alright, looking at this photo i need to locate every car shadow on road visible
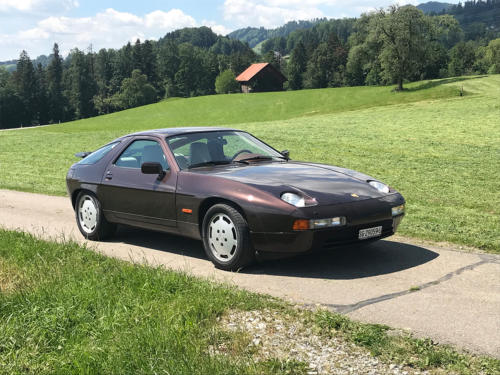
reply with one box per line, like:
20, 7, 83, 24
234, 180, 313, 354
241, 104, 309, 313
248, 240, 439, 280
112, 226, 207, 260
111, 226, 439, 280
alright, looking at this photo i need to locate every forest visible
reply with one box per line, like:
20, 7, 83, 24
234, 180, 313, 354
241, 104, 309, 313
0, 1, 499, 129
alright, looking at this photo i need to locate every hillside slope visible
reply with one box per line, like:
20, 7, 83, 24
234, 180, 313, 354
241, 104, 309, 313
30, 79, 460, 134
417, 2, 453, 14
228, 20, 321, 47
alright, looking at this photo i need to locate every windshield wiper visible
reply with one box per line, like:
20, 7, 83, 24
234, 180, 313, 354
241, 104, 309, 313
235, 155, 275, 163
188, 161, 231, 169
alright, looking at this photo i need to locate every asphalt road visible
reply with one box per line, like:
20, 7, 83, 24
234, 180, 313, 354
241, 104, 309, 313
1, 189, 499, 358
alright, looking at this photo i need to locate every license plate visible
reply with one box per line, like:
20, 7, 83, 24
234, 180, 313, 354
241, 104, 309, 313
358, 226, 382, 240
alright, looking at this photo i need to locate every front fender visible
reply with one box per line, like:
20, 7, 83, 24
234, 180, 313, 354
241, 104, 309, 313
176, 172, 295, 233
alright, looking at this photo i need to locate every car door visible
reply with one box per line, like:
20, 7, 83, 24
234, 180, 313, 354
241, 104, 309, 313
100, 137, 177, 228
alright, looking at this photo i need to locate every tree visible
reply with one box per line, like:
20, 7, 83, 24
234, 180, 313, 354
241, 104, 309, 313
215, 70, 239, 94
174, 44, 214, 97
304, 43, 330, 88
13, 50, 36, 125
287, 41, 307, 90
448, 41, 477, 76
33, 63, 49, 124
111, 42, 133, 93
46, 43, 65, 122
371, 5, 433, 90
132, 39, 143, 72
264, 50, 284, 72
0, 67, 23, 129
485, 38, 500, 73
157, 41, 180, 86
304, 33, 347, 88
433, 14, 464, 49
346, 13, 384, 86
228, 49, 256, 77
64, 48, 97, 119
346, 44, 370, 85
325, 33, 348, 87
117, 69, 157, 109
422, 42, 449, 79
141, 40, 159, 87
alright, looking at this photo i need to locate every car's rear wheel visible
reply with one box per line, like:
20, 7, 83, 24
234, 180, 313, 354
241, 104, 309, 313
75, 191, 116, 240
202, 204, 255, 271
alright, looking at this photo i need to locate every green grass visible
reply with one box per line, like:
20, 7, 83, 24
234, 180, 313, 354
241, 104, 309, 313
0, 75, 499, 251
0, 229, 284, 374
313, 310, 500, 374
1, 229, 499, 374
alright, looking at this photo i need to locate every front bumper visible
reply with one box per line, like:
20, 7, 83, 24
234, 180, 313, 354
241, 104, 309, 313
251, 215, 403, 253
250, 194, 405, 253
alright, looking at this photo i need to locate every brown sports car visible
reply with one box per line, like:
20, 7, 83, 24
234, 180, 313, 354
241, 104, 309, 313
66, 127, 405, 270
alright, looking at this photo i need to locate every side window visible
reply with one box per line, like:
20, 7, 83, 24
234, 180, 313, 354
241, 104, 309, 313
115, 140, 168, 170
78, 142, 119, 165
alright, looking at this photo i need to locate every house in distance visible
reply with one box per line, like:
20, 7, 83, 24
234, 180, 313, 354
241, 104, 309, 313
236, 63, 287, 93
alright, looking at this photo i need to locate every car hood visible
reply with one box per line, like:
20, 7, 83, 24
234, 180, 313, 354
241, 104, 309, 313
194, 161, 392, 205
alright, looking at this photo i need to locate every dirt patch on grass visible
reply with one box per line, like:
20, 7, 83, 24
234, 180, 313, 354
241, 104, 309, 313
0, 258, 25, 294
214, 309, 428, 375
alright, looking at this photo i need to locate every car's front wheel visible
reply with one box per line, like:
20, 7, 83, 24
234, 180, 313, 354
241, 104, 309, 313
75, 191, 116, 240
202, 204, 255, 271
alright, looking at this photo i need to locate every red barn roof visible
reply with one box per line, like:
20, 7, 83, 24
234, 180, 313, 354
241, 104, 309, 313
235, 63, 270, 82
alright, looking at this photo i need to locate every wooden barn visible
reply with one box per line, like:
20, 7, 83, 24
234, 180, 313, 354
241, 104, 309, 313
235, 63, 287, 93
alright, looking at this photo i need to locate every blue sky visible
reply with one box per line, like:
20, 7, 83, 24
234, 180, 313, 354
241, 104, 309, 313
0, 0, 461, 61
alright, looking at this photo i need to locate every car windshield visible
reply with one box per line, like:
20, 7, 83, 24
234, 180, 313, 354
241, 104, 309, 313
166, 131, 285, 170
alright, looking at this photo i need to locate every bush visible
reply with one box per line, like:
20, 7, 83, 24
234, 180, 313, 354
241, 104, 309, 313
118, 69, 157, 109
215, 70, 239, 94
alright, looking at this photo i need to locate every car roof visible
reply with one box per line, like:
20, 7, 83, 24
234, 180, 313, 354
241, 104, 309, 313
127, 127, 238, 138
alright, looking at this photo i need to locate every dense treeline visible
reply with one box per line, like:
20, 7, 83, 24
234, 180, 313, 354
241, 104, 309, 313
1, 4, 500, 129
263, 2, 500, 91
444, 0, 500, 40
0, 27, 255, 129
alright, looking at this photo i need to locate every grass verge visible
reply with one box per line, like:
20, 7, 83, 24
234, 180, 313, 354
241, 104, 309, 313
0, 229, 498, 374
313, 310, 499, 374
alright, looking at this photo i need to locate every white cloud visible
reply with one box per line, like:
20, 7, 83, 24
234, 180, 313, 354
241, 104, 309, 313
202, 20, 232, 36
145, 9, 196, 29
0, 7, 229, 60
223, 0, 324, 29
222, 0, 455, 28
0, 0, 78, 13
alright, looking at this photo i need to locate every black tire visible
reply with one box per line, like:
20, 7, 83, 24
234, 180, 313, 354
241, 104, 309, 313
75, 191, 116, 241
202, 204, 255, 271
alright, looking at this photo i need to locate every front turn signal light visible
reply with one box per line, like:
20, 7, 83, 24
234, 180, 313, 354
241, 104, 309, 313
293, 219, 310, 231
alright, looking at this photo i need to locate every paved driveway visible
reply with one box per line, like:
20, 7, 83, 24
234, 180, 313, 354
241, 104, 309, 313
1, 189, 499, 357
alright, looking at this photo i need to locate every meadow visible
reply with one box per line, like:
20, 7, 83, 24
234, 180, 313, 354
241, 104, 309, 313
0, 75, 499, 251
1, 229, 499, 374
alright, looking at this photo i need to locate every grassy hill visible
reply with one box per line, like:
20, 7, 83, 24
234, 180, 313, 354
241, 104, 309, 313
0, 76, 499, 252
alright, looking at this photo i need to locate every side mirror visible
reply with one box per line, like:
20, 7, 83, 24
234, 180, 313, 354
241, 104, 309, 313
141, 162, 166, 180
280, 150, 290, 160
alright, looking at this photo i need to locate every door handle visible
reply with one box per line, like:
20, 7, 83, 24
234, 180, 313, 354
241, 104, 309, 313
105, 171, 113, 180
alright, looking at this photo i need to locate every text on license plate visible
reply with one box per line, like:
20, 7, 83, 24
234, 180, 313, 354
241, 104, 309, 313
358, 226, 382, 240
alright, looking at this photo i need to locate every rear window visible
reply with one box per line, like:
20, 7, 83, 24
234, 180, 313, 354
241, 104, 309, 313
78, 142, 120, 165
